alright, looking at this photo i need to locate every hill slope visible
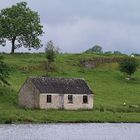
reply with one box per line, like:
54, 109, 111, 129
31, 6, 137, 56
0, 53, 140, 123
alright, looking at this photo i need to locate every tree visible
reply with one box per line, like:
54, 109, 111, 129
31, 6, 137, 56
0, 2, 43, 54
85, 45, 103, 54
114, 51, 122, 55
119, 57, 139, 79
104, 51, 112, 55
0, 56, 10, 85
45, 40, 59, 63
45, 40, 59, 71
131, 53, 140, 57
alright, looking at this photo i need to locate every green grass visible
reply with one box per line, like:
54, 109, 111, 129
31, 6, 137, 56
0, 53, 140, 123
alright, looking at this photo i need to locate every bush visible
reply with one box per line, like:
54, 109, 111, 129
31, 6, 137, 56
0, 56, 10, 85
119, 57, 139, 79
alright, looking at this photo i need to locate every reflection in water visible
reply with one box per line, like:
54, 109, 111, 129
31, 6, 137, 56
0, 123, 140, 140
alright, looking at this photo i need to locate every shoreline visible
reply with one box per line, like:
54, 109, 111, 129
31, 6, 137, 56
0, 122, 140, 125
1, 120, 140, 124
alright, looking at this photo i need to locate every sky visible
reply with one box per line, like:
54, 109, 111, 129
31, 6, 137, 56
0, 0, 140, 54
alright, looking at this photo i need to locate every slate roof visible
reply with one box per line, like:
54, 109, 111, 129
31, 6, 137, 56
29, 77, 93, 94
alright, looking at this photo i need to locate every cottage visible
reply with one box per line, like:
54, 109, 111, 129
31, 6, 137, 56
19, 77, 94, 110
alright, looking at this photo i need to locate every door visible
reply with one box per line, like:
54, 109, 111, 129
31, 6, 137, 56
59, 94, 64, 109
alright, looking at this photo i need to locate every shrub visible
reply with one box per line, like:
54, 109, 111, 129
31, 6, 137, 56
0, 56, 10, 85
119, 57, 139, 79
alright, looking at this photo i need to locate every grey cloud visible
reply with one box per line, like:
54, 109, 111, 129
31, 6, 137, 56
0, 0, 140, 53
43, 18, 140, 53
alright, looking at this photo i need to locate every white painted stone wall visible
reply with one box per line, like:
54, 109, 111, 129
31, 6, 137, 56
39, 94, 61, 109
64, 94, 93, 110
39, 93, 93, 110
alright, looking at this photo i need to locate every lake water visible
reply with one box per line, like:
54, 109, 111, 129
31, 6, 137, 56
0, 123, 140, 140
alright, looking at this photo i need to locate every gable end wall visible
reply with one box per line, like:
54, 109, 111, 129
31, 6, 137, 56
19, 79, 40, 108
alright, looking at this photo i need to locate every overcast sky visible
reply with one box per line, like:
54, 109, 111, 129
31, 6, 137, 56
0, 0, 140, 54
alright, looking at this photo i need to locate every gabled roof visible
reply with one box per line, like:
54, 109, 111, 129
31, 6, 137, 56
29, 77, 93, 94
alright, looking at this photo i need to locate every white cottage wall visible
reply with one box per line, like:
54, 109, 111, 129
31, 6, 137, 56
39, 94, 93, 110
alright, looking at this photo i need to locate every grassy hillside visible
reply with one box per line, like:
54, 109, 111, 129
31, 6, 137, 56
0, 53, 140, 123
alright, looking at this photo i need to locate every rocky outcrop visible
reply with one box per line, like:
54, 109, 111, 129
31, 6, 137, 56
81, 57, 122, 68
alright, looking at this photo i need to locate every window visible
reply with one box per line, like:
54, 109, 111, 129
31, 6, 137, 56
47, 95, 52, 103
68, 95, 73, 103
83, 96, 88, 104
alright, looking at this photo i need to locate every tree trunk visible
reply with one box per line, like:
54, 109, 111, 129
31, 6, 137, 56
11, 36, 16, 54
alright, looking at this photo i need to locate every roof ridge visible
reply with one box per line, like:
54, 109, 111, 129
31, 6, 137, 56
29, 76, 85, 80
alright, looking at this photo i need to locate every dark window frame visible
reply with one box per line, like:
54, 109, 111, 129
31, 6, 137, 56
83, 95, 88, 104
68, 95, 73, 104
47, 95, 52, 103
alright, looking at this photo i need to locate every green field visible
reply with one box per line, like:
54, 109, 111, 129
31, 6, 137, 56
0, 53, 140, 123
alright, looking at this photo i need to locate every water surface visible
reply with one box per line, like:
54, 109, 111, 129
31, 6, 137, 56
0, 123, 140, 140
